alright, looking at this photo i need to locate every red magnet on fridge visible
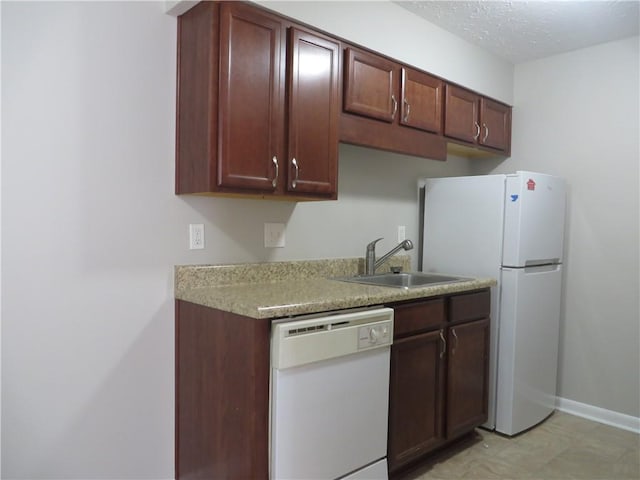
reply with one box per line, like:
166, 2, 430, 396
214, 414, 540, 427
527, 179, 536, 191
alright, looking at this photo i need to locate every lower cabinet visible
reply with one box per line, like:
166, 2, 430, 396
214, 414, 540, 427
175, 289, 490, 479
387, 289, 490, 474
446, 317, 490, 439
388, 329, 446, 469
175, 300, 271, 479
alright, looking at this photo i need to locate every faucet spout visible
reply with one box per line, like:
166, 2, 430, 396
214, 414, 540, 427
364, 238, 413, 275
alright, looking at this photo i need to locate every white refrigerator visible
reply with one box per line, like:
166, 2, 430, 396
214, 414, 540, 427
419, 171, 566, 436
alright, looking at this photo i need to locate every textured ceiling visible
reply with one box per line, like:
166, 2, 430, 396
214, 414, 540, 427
394, 1, 640, 64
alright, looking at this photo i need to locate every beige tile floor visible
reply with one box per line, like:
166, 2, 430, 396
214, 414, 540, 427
400, 412, 640, 480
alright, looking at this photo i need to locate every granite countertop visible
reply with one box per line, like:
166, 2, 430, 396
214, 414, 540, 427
175, 257, 496, 319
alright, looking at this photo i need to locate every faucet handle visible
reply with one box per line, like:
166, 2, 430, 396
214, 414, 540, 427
366, 237, 384, 251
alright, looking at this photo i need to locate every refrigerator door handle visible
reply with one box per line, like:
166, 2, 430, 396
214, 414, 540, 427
524, 258, 560, 267
523, 264, 561, 274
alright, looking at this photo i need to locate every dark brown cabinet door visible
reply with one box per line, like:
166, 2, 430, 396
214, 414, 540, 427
343, 48, 398, 122
218, 3, 283, 191
480, 97, 511, 152
400, 67, 443, 134
388, 330, 445, 472
444, 84, 480, 144
286, 28, 339, 195
446, 318, 490, 439
444, 84, 512, 154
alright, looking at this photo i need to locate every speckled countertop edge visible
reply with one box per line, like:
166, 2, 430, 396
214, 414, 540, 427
175, 257, 496, 319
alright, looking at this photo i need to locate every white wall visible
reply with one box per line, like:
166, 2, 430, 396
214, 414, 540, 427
1, 1, 512, 478
480, 36, 640, 419
0, 2, 3, 471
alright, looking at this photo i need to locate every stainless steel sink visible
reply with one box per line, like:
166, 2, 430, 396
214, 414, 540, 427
336, 272, 470, 289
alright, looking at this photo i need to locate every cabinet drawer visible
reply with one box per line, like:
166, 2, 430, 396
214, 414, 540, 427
449, 290, 490, 324
393, 299, 445, 338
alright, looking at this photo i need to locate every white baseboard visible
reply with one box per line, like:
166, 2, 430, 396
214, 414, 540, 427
556, 397, 640, 434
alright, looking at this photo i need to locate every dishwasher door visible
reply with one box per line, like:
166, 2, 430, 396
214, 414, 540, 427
270, 308, 393, 480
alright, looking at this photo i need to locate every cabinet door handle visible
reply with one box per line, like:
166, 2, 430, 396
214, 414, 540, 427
403, 98, 411, 122
439, 329, 446, 359
451, 328, 458, 356
391, 94, 398, 119
474, 122, 481, 140
291, 158, 299, 189
482, 123, 489, 142
271, 156, 279, 188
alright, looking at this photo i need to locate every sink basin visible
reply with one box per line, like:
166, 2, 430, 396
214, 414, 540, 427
336, 272, 470, 289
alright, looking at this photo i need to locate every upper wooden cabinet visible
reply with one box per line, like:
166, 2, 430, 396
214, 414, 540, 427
444, 84, 512, 154
480, 97, 512, 152
340, 47, 447, 160
344, 48, 398, 122
443, 85, 479, 144
343, 49, 443, 134
400, 67, 443, 134
176, 2, 339, 200
176, 1, 511, 202
286, 28, 340, 195
342, 48, 509, 158
217, 3, 282, 192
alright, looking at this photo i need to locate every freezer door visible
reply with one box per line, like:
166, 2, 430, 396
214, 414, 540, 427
496, 265, 562, 435
503, 172, 566, 267
422, 174, 506, 275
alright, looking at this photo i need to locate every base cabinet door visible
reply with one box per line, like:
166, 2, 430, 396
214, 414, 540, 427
446, 318, 490, 439
388, 330, 445, 472
388, 290, 491, 475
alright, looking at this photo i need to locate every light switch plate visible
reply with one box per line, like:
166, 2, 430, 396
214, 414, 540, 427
189, 224, 205, 249
264, 222, 285, 248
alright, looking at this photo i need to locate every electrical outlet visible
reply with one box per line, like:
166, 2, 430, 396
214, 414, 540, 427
397, 225, 406, 243
189, 224, 205, 250
264, 223, 285, 248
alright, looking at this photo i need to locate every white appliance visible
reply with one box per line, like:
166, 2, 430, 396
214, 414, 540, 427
270, 307, 394, 479
419, 171, 565, 436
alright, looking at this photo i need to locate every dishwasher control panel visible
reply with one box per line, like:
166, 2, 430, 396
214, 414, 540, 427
272, 307, 394, 369
357, 321, 392, 350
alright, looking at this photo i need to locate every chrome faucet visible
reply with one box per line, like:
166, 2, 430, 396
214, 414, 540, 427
365, 238, 414, 275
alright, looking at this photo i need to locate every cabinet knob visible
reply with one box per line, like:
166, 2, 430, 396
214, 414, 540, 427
439, 329, 446, 359
291, 158, 299, 189
391, 94, 398, 120
272, 156, 279, 188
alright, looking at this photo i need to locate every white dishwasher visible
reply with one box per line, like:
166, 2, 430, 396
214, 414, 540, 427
270, 307, 394, 480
